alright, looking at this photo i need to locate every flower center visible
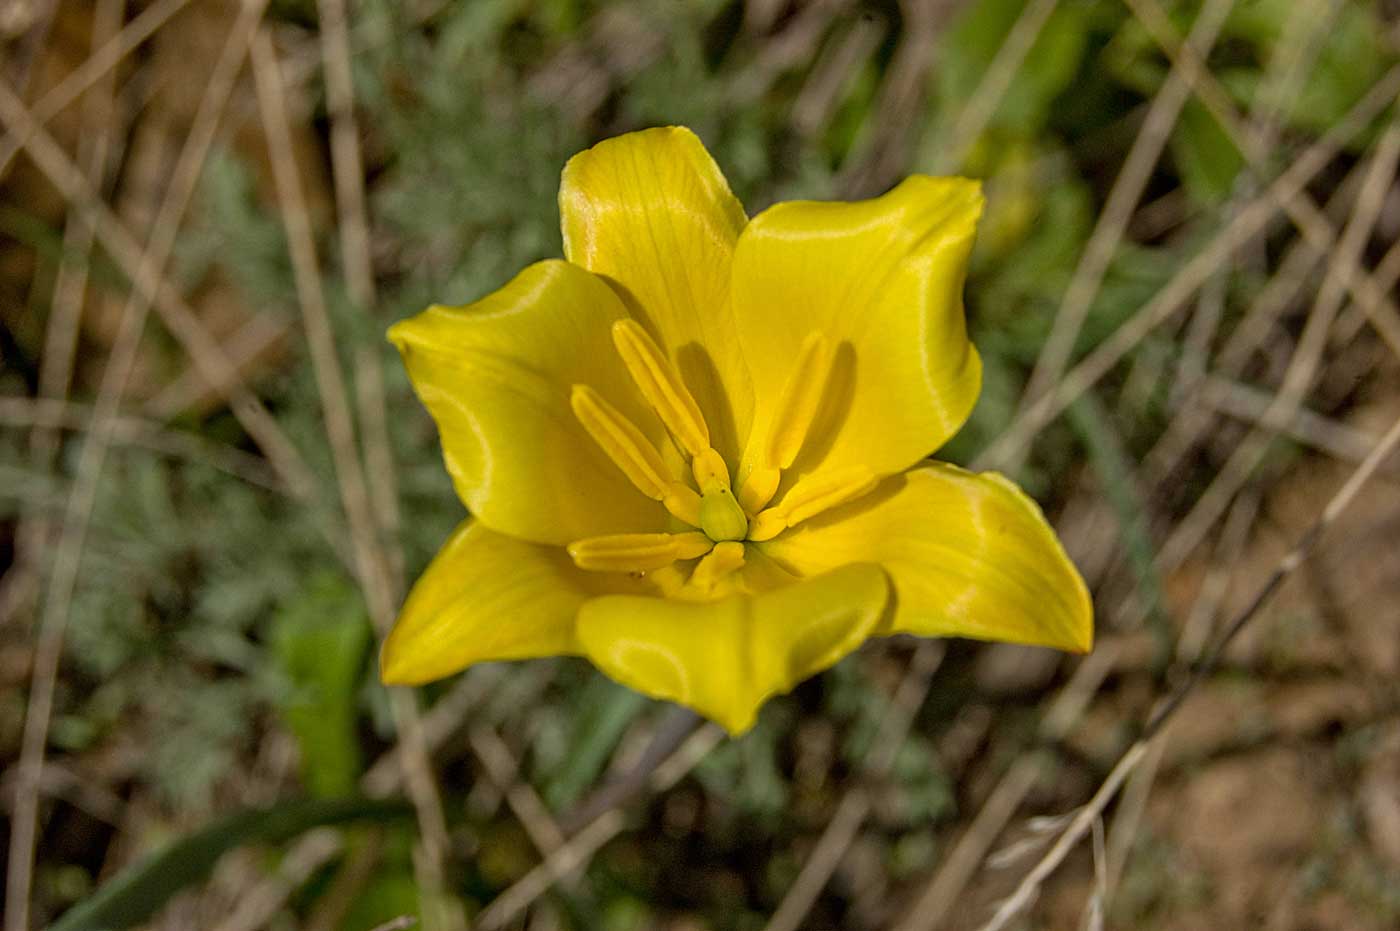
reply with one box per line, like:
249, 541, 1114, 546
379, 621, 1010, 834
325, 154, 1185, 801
567, 320, 876, 598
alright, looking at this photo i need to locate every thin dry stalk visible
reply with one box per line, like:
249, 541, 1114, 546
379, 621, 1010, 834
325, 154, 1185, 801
0, 80, 318, 499
1156, 116, 1400, 574
1078, 815, 1107, 931
29, 0, 121, 462
1014, 0, 1235, 453
763, 644, 946, 931
560, 706, 700, 834
2, 0, 58, 96
837, 0, 945, 197
0, 0, 195, 179
2, 5, 266, 926
977, 409, 1400, 931
1100, 490, 1259, 911
791, 14, 886, 138
7, 0, 125, 633
732, 0, 852, 105
1123, 0, 1400, 356
468, 727, 584, 889
976, 62, 1400, 469
144, 313, 291, 419
0, 397, 286, 490
362, 666, 506, 795
889, 643, 1121, 931
247, 31, 460, 931
219, 669, 507, 931
1194, 374, 1380, 465
932, 0, 1060, 172
475, 723, 725, 931
1137, 157, 1374, 498
316, 0, 404, 588
1335, 233, 1400, 347
207, 830, 344, 931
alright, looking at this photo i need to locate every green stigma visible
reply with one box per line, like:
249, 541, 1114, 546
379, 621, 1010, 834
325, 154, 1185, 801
699, 485, 748, 542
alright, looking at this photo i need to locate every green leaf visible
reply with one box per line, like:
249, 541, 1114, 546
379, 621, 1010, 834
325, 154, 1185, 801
271, 572, 372, 798
1290, 2, 1391, 139
51, 797, 414, 931
540, 675, 647, 810
938, 0, 1089, 140
1171, 99, 1245, 204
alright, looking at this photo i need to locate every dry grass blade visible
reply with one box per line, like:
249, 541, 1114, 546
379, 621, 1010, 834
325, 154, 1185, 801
468, 726, 580, 888
1139, 153, 1380, 496
976, 61, 1400, 469
763, 644, 946, 931
0, 397, 286, 491
6, 0, 124, 633
1156, 115, 1400, 574
0, 80, 318, 500
247, 29, 461, 931
1123, 0, 1400, 358
1014, 0, 1234, 446
0, 0, 195, 179
1099, 490, 1258, 912
976, 408, 1400, 931
932, 0, 1060, 172
838, 0, 946, 197
316, 0, 404, 588
1193, 375, 1379, 466
475, 724, 725, 930
206, 830, 344, 931
2, 4, 266, 926
891, 643, 1122, 931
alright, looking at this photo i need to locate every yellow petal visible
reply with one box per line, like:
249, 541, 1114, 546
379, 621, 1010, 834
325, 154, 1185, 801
560, 126, 752, 467
382, 521, 642, 686
389, 260, 667, 546
731, 176, 984, 489
760, 464, 1092, 653
576, 563, 889, 735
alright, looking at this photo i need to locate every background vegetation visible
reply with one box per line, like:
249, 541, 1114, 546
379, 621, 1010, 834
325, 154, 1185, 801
3, 0, 1400, 928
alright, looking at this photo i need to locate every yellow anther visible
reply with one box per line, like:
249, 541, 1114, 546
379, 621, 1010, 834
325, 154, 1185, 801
568, 532, 713, 573
764, 331, 834, 470
699, 485, 748, 542
737, 332, 835, 515
612, 319, 710, 458
572, 385, 703, 528
746, 466, 878, 542
746, 509, 788, 543
663, 484, 703, 527
737, 466, 780, 516
692, 447, 731, 491
571, 385, 672, 499
688, 541, 746, 594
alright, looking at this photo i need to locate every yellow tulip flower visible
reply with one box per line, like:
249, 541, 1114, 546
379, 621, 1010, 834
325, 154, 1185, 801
382, 126, 1092, 735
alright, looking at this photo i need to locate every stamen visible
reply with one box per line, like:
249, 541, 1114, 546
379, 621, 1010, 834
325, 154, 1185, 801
571, 385, 702, 527
611, 319, 710, 458
688, 541, 745, 594
692, 447, 731, 492
764, 331, 833, 470
737, 467, 779, 516
737, 331, 834, 514
747, 465, 878, 542
568, 531, 714, 572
